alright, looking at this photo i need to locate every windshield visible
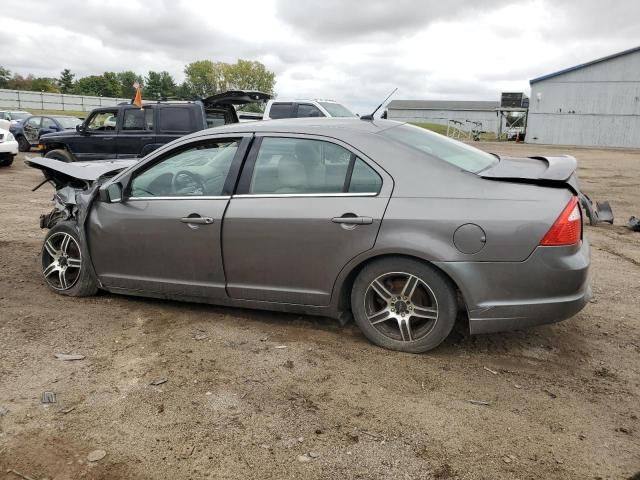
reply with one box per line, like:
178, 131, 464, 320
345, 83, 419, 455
56, 117, 82, 129
319, 102, 355, 118
10, 112, 31, 121
381, 123, 498, 173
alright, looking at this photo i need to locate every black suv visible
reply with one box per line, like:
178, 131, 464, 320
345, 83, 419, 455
39, 91, 270, 162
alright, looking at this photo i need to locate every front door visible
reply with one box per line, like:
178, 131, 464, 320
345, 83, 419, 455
222, 135, 391, 306
71, 109, 118, 160
88, 136, 247, 300
116, 106, 155, 158
23, 116, 41, 145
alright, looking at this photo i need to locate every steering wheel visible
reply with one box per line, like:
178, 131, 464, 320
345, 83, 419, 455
171, 170, 205, 195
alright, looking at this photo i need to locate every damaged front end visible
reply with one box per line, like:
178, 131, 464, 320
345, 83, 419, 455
26, 157, 137, 229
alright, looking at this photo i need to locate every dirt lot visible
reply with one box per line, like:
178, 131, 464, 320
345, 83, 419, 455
1, 144, 639, 480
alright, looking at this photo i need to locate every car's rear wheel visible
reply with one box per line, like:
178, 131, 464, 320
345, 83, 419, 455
0, 155, 14, 167
44, 149, 74, 162
17, 135, 30, 152
41, 221, 98, 296
351, 258, 457, 353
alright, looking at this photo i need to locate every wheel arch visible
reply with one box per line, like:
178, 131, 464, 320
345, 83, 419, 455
334, 252, 469, 321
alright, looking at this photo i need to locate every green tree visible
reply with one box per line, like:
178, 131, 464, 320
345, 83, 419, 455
102, 72, 122, 97
183, 60, 229, 98
117, 71, 141, 99
59, 69, 75, 94
145, 71, 176, 99
31, 77, 59, 93
0, 66, 11, 88
225, 59, 275, 94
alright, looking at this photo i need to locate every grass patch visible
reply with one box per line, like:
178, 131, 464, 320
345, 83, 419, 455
411, 122, 498, 141
22, 109, 87, 118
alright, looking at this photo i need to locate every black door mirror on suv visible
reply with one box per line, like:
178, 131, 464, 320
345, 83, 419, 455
76, 124, 86, 133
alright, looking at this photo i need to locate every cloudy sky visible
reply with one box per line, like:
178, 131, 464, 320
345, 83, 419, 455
2, 0, 639, 112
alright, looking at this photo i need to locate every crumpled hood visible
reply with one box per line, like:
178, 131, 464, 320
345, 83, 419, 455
25, 156, 137, 186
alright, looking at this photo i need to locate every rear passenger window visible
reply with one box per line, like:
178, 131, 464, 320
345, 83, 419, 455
158, 107, 194, 133
248, 137, 381, 195
122, 108, 153, 131
268, 103, 293, 119
349, 158, 382, 193
296, 104, 324, 118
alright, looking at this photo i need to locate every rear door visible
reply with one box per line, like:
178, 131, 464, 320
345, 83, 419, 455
116, 106, 155, 158
222, 134, 392, 306
89, 135, 251, 299
155, 105, 198, 147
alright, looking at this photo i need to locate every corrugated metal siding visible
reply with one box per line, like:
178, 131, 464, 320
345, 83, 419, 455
527, 49, 640, 147
388, 109, 502, 134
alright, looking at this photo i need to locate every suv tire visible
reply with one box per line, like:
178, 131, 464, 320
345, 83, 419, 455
45, 149, 74, 162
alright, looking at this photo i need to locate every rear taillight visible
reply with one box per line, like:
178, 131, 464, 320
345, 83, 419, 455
540, 196, 582, 246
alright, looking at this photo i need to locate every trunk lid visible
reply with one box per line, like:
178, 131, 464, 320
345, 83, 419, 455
202, 90, 271, 107
480, 155, 579, 191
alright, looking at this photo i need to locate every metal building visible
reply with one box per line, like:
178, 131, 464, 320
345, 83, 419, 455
527, 46, 640, 148
386, 100, 503, 135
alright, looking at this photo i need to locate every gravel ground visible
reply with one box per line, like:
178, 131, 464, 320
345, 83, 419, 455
0, 144, 639, 480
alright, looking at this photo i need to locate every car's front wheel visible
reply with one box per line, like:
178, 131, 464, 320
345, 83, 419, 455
41, 221, 98, 296
351, 258, 458, 353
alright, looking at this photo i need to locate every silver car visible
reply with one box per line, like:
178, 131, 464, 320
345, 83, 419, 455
28, 119, 590, 353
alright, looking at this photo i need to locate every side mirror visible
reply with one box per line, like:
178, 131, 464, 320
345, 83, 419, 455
100, 183, 123, 203
76, 124, 86, 133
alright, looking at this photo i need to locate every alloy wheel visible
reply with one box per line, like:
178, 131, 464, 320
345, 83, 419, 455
42, 232, 82, 290
364, 272, 439, 342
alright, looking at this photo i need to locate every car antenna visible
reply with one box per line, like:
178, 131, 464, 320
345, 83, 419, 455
360, 88, 397, 121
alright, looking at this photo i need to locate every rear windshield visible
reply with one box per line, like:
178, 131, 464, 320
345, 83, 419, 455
381, 123, 498, 173
55, 117, 81, 128
318, 102, 355, 117
10, 112, 31, 120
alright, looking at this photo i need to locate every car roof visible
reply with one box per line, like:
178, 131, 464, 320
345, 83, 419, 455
195, 118, 402, 137
49, 115, 80, 118
271, 99, 342, 103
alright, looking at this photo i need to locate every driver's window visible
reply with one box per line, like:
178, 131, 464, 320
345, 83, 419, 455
130, 139, 240, 198
86, 111, 117, 131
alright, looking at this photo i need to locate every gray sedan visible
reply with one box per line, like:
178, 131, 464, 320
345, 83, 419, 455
28, 119, 590, 353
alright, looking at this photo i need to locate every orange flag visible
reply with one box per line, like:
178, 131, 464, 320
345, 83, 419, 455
133, 81, 143, 109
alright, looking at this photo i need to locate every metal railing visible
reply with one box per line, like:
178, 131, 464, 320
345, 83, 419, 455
0, 88, 129, 112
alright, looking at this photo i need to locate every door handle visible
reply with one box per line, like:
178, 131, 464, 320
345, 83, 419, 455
180, 216, 214, 225
141, 136, 153, 140
103, 137, 114, 140
332, 215, 373, 225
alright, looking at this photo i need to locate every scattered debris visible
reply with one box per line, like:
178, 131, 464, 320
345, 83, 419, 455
6, 469, 37, 480
0, 406, 9, 416
54, 353, 86, 361
616, 427, 632, 435
579, 193, 613, 225
298, 437, 304, 443
87, 449, 107, 462
502, 456, 512, 464
513, 384, 523, 389
483, 366, 499, 375
578, 434, 586, 441
41, 392, 56, 404
180, 445, 194, 458
626, 216, 640, 232
542, 389, 557, 399
149, 378, 167, 386
283, 360, 294, 369
468, 400, 490, 406
297, 452, 319, 462
274, 345, 287, 349
193, 334, 208, 341
61, 406, 76, 414
157, 404, 164, 414
206, 391, 213, 396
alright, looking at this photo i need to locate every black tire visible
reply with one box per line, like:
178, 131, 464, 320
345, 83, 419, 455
44, 148, 74, 162
17, 135, 30, 152
351, 257, 458, 353
0, 156, 14, 167
41, 221, 98, 297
